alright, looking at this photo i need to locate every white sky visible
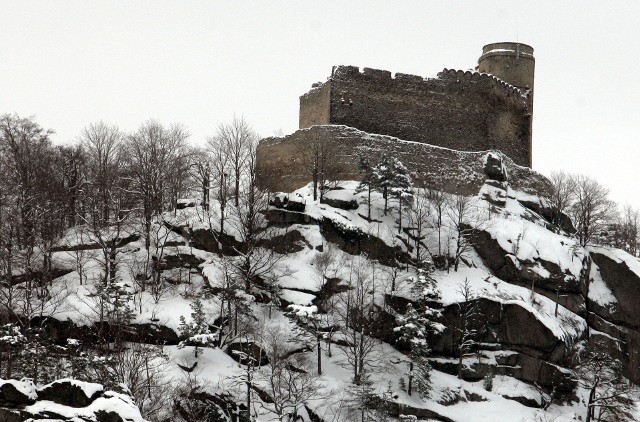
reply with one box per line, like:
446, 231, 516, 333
2, 1, 639, 208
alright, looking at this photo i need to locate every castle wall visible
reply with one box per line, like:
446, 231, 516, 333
299, 82, 331, 128
299, 66, 532, 167
256, 125, 550, 197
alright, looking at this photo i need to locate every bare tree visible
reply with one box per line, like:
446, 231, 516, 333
206, 134, 232, 243
214, 115, 257, 207
79, 121, 124, 225
427, 188, 447, 259
108, 343, 173, 421
123, 120, 189, 249
455, 279, 478, 379
609, 204, 639, 256
256, 320, 327, 421
187, 147, 211, 211
548, 171, 577, 231
335, 256, 384, 385
406, 190, 432, 263
573, 338, 636, 422
446, 194, 475, 272
301, 129, 340, 202
570, 175, 614, 247
57, 143, 87, 227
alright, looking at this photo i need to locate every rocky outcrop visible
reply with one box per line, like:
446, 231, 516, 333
320, 217, 411, 267
174, 389, 247, 422
226, 341, 270, 366
38, 379, 103, 407
51, 232, 141, 252
0, 379, 146, 422
259, 229, 307, 254
589, 248, 640, 329
587, 247, 640, 384
270, 192, 306, 212
426, 298, 575, 392
0, 379, 37, 406
33, 317, 179, 346
321, 195, 359, 210
467, 227, 584, 315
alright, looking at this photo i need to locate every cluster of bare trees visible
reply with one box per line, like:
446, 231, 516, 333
0, 113, 267, 421
405, 188, 480, 271
549, 171, 639, 253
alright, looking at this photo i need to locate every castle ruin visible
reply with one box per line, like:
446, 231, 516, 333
257, 42, 542, 195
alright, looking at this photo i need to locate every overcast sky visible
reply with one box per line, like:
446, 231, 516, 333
2, 1, 639, 208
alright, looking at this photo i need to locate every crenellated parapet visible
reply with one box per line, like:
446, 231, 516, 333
439, 68, 531, 100
300, 57, 533, 167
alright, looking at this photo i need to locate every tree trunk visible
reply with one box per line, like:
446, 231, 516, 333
408, 361, 413, 396
317, 334, 322, 375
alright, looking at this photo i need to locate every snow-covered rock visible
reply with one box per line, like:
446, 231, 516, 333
0, 378, 146, 422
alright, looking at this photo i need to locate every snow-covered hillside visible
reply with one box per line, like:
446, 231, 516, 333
4, 176, 640, 422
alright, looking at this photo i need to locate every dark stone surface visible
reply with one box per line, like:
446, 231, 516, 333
467, 227, 584, 316
51, 232, 140, 252
320, 196, 359, 210
588, 248, 640, 384
259, 230, 307, 254
0, 408, 22, 422
388, 401, 455, 422
300, 66, 532, 167
226, 342, 270, 366
270, 193, 306, 212
484, 153, 507, 181
319, 216, 411, 267
257, 126, 551, 198
159, 253, 205, 271
38, 380, 103, 408
589, 249, 640, 329
95, 410, 127, 422
128, 323, 179, 345
0, 382, 35, 405
264, 208, 318, 225
188, 227, 242, 256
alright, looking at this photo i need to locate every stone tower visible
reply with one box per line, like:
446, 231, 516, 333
477, 42, 535, 91
478, 42, 535, 165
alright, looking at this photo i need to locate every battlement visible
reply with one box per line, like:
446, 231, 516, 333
300, 51, 534, 167
261, 42, 536, 197
438, 68, 530, 99
328, 65, 530, 98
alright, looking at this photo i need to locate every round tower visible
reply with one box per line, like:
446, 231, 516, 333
477, 42, 535, 91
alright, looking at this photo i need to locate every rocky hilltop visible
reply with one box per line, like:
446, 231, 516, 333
17, 148, 637, 420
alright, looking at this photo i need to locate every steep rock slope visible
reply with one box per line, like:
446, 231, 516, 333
32, 173, 640, 421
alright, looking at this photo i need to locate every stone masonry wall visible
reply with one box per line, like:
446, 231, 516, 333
299, 66, 532, 167
256, 125, 551, 197
299, 81, 331, 128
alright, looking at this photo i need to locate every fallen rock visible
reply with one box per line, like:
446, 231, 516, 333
270, 192, 306, 212
483, 152, 508, 182
176, 199, 197, 209
321, 195, 359, 210
226, 341, 269, 366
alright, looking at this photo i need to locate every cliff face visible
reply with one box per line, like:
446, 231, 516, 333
257, 125, 549, 198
